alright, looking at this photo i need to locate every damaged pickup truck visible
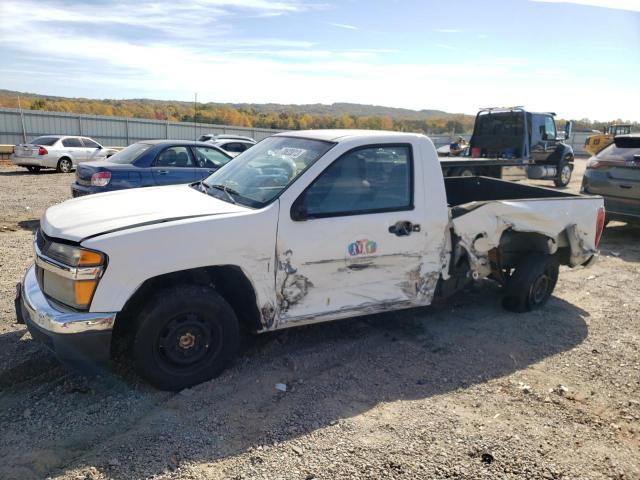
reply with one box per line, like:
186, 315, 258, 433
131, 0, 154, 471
16, 130, 605, 390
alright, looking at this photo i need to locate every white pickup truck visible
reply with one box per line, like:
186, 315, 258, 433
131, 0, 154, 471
16, 130, 605, 390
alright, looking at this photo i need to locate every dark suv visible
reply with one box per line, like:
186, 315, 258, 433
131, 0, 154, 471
581, 134, 640, 225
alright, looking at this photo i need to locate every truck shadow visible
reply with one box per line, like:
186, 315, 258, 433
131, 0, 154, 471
0, 282, 589, 480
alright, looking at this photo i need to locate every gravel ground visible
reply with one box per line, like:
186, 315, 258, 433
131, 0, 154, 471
0, 162, 638, 480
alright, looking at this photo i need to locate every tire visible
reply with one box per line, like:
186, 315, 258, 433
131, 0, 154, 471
26, 166, 41, 173
553, 158, 573, 187
453, 166, 475, 177
57, 157, 73, 173
501, 252, 559, 313
131, 285, 240, 391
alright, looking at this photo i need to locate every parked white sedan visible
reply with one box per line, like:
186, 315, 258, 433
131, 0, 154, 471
11, 135, 117, 173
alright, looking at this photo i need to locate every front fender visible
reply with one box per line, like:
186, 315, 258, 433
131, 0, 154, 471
80, 204, 280, 314
549, 144, 574, 164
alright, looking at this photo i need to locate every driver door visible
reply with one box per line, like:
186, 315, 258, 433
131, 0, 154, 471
274, 144, 436, 327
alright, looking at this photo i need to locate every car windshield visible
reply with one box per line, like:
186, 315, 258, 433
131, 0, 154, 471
108, 143, 151, 164
202, 136, 334, 208
30, 136, 59, 146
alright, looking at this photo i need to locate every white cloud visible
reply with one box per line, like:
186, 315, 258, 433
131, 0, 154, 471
0, 0, 637, 120
328, 22, 358, 30
530, 0, 640, 12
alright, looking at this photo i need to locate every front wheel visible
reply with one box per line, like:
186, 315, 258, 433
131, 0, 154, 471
57, 157, 73, 173
131, 285, 240, 391
502, 253, 559, 312
554, 160, 573, 187
26, 166, 41, 173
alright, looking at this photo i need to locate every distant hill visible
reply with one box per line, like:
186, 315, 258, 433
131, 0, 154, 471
0, 89, 474, 134
1, 89, 632, 134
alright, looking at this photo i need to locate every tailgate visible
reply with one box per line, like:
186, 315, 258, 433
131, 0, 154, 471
451, 196, 604, 267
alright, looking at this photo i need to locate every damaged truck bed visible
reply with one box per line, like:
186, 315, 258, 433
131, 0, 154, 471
17, 129, 605, 390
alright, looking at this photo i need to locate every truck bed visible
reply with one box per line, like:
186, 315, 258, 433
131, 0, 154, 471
444, 176, 602, 268
445, 176, 574, 208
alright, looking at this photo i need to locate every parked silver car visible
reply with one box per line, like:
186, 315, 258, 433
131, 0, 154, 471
198, 134, 256, 157
11, 135, 117, 173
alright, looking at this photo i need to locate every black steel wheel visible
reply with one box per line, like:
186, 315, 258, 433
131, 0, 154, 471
502, 252, 559, 312
131, 285, 240, 390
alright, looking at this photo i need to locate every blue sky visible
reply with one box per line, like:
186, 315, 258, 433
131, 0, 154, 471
0, 0, 638, 120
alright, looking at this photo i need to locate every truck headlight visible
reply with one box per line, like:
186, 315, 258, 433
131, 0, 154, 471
46, 242, 104, 267
36, 238, 106, 310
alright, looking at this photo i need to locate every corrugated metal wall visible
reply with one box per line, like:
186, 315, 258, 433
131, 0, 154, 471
0, 107, 594, 155
0, 108, 284, 147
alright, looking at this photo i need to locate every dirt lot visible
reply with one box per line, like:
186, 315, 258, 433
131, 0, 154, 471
0, 162, 638, 480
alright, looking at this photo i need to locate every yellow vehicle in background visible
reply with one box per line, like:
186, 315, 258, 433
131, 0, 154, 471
585, 124, 632, 155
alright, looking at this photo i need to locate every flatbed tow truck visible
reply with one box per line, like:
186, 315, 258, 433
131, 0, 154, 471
439, 107, 574, 187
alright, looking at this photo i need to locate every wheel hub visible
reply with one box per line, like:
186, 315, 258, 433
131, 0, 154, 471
178, 332, 196, 350
532, 275, 550, 304
157, 313, 214, 367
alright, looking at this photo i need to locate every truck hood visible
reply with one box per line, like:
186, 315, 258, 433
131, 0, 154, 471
42, 184, 249, 242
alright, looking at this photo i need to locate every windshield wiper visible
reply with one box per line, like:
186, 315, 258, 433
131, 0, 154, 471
204, 183, 238, 204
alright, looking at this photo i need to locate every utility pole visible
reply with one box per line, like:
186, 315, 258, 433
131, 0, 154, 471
194, 93, 198, 141
17, 95, 27, 143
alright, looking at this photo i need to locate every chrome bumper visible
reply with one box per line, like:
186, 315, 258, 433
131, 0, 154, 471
20, 265, 115, 335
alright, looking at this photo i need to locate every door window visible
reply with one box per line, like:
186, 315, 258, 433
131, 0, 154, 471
81, 138, 101, 148
155, 146, 194, 167
544, 117, 557, 140
62, 137, 83, 147
302, 145, 412, 218
193, 147, 231, 168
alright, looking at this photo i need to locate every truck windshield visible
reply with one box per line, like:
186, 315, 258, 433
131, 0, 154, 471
202, 136, 335, 208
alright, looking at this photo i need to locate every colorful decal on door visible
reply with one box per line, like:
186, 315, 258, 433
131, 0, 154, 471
348, 239, 377, 257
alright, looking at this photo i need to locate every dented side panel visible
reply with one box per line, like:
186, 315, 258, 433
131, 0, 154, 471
451, 197, 604, 275
271, 134, 451, 329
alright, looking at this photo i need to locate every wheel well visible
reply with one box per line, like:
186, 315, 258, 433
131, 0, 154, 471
497, 230, 569, 269
113, 266, 263, 342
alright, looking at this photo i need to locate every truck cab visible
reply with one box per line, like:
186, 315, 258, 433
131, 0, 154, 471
447, 107, 575, 187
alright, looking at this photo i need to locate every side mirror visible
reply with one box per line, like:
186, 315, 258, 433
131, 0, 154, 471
290, 196, 308, 221
564, 121, 573, 140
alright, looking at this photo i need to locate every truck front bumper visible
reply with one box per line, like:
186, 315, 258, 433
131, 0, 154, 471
16, 265, 116, 368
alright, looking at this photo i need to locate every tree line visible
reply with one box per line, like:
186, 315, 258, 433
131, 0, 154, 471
0, 92, 636, 135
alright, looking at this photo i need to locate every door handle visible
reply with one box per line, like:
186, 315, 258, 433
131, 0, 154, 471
619, 184, 632, 189
388, 221, 421, 237
156, 170, 169, 175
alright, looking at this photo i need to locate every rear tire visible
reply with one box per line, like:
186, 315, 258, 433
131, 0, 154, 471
131, 285, 240, 391
502, 253, 559, 313
554, 159, 573, 187
57, 157, 73, 173
25, 166, 41, 173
